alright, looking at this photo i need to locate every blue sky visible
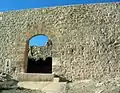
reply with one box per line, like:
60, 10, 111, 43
29, 35, 48, 46
0, 0, 120, 11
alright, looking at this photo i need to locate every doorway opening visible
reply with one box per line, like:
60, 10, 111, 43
27, 57, 52, 73
24, 34, 52, 73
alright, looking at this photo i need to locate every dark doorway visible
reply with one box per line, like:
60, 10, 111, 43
27, 57, 52, 73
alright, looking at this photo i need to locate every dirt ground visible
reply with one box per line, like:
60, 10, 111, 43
0, 88, 43, 93
1, 72, 120, 93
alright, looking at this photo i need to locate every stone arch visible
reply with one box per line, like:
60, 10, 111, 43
25, 22, 61, 43
24, 33, 57, 73
23, 23, 61, 73
28, 34, 49, 41
28, 34, 49, 46
22, 22, 62, 52
24, 31, 59, 46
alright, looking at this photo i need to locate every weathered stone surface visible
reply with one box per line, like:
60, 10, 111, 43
28, 45, 52, 60
18, 81, 67, 93
0, 72, 44, 93
0, 72, 18, 89
67, 78, 120, 93
0, 88, 44, 93
0, 3, 120, 81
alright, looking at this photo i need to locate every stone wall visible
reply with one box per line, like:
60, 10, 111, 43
0, 2, 120, 81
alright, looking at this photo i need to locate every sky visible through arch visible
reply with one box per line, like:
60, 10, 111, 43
29, 35, 49, 46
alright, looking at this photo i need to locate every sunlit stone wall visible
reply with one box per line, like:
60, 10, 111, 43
0, 3, 120, 81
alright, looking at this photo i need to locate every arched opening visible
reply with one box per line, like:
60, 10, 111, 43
29, 34, 49, 46
24, 34, 52, 73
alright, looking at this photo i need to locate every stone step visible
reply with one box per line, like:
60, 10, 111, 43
17, 81, 67, 93
17, 73, 54, 81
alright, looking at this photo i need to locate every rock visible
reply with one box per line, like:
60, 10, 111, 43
28, 44, 52, 60
0, 87, 44, 93
67, 77, 120, 93
0, 72, 44, 93
0, 72, 18, 89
